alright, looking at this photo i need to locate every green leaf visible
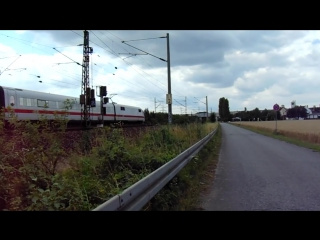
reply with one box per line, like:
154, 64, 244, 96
31, 176, 37, 181
38, 188, 44, 193
54, 202, 60, 209
32, 196, 38, 203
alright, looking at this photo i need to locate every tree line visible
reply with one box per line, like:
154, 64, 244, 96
143, 109, 217, 125
218, 97, 308, 122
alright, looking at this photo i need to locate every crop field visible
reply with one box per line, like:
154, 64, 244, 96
231, 120, 320, 145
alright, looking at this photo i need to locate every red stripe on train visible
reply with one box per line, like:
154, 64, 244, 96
4, 108, 145, 118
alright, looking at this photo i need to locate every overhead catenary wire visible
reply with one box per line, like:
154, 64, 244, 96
70, 30, 165, 97
1, 31, 174, 112
53, 48, 83, 67
91, 31, 168, 93
0, 55, 21, 76
90, 30, 190, 112
104, 31, 184, 98
85, 30, 168, 92
0, 32, 160, 107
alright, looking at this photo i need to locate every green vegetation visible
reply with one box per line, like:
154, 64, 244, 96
232, 123, 320, 153
143, 123, 222, 211
218, 97, 230, 122
231, 108, 281, 121
143, 108, 197, 125
0, 104, 218, 211
210, 112, 216, 123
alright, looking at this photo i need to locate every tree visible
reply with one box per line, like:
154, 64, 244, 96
210, 112, 216, 123
219, 97, 230, 122
252, 108, 260, 120
261, 109, 268, 121
287, 106, 307, 119
144, 108, 150, 122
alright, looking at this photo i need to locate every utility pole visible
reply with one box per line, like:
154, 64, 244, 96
121, 33, 172, 124
206, 96, 208, 121
185, 96, 187, 114
166, 33, 172, 124
80, 30, 94, 129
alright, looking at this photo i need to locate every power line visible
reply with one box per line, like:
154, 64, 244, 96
124, 37, 166, 42
0, 55, 21, 76
73, 30, 168, 96
104, 31, 184, 97
89, 30, 118, 56
122, 41, 166, 62
90, 31, 168, 93
53, 48, 83, 66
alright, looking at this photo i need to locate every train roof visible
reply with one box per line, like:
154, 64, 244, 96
1, 86, 143, 109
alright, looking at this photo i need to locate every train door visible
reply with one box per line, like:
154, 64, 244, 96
6, 88, 17, 119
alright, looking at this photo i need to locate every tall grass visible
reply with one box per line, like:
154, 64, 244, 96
0, 106, 217, 211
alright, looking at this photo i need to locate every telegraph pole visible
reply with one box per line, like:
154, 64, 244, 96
166, 33, 172, 124
80, 30, 94, 129
121, 33, 173, 124
206, 96, 208, 121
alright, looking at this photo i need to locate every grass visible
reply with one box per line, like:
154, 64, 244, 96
231, 122, 320, 153
0, 106, 220, 211
142, 122, 221, 211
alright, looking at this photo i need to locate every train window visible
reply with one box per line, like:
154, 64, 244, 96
27, 98, 32, 107
56, 102, 59, 109
121, 107, 125, 111
37, 99, 49, 108
49, 101, 56, 108
19, 98, 24, 106
58, 102, 64, 109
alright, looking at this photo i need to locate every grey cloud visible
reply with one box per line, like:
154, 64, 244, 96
29, 30, 306, 70
22, 30, 318, 112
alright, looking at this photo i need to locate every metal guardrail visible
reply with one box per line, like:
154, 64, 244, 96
93, 127, 218, 211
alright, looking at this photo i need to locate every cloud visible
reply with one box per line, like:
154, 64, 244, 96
1, 30, 320, 115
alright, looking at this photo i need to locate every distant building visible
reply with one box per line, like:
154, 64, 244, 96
279, 106, 287, 120
195, 111, 208, 123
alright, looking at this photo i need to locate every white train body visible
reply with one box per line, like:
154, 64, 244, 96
0, 86, 145, 124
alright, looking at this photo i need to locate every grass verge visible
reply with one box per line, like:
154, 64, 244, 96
231, 123, 320, 152
143, 123, 222, 211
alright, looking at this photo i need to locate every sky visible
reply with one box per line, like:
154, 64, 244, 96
1, 30, 320, 115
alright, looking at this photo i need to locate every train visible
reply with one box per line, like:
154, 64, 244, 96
0, 86, 145, 127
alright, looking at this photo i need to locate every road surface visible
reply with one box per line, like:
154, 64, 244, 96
201, 123, 320, 211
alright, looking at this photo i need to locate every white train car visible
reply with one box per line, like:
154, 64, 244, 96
0, 86, 145, 124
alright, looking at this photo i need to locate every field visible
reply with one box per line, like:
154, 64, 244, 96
231, 120, 320, 145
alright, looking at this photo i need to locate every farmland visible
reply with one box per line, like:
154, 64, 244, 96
231, 120, 320, 145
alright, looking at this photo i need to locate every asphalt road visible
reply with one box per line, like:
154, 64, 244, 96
201, 123, 320, 211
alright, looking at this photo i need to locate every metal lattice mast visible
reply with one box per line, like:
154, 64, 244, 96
80, 30, 93, 128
